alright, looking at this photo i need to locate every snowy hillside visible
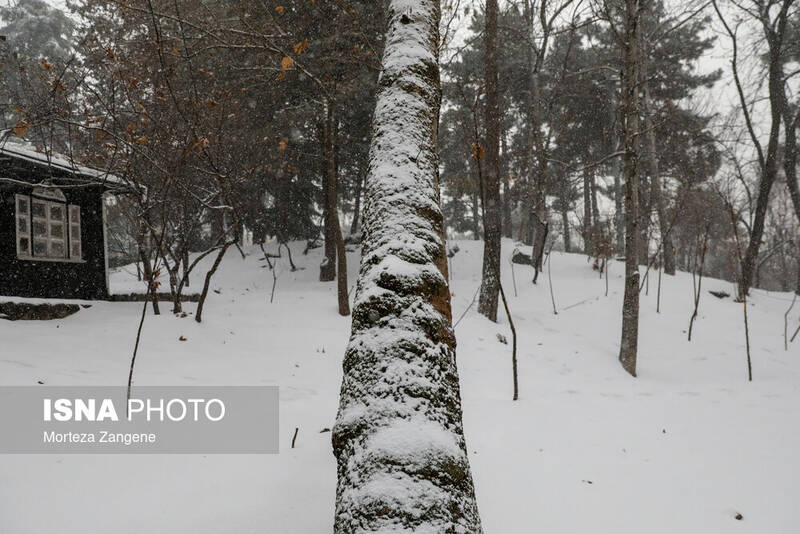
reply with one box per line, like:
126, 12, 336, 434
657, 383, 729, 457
1, 239, 798, 533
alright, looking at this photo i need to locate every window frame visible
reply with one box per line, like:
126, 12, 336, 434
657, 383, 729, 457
15, 194, 31, 258
15, 190, 85, 263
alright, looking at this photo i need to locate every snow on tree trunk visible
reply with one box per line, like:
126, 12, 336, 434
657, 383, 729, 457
331, 1, 483, 532
478, 0, 501, 322
618, 0, 641, 378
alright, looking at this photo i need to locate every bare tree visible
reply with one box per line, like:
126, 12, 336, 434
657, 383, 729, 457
712, 0, 794, 299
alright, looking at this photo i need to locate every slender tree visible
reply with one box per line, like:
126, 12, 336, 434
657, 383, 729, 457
617, 0, 642, 377
478, 0, 502, 322
331, 1, 483, 532
640, 35, 675, 275
713, 0, 794, 299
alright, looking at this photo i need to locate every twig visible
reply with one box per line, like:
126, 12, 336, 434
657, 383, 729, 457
563, 297, 596, 311
259, 243, 279, 304
291, 427, 299, 448
657, 258, 662, 313
547, 249, 558, 315
498, 282, 518, 401
454, 285, 481, 328
785, 293, 797, 351
688, 227, 710, 342
126, 290, 150, 417
727, 204, 753, 381
510, 256, 518, 297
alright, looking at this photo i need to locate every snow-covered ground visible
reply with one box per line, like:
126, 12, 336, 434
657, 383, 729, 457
0, 239, 797, 533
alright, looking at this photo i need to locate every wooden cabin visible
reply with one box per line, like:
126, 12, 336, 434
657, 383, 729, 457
0, 142, 128, 300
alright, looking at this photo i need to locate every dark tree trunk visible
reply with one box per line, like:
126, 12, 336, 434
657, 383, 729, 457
182, 247, 190, 288
591, 169, 600, 228
195, 243, 231, 323
478, 0, 502, 323
561, 206, 571, 253
583, 165, 593, 255
780, 91, 800, 233
796, 254, 800, 295
735, 1, 791, 299
502, 173, 512, 238
618, 0, 641, 378
320, 116, 337, 283
168, 264, 181, 314
638, 171, 651, 265
331, 2, 483, 532
137, 221, 159, 315
350, 172, 366, 235
472, 188, 481, 240
609, 81, 625, 252
521, 1, 548, 249
501, 132, 513, 238
323, 99, 350, 316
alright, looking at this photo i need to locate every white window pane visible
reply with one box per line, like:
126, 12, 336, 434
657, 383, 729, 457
70, 206, 80, 223
17, 197, 29, 214
17, 217, 29, 234
18, 237, 30, 256
70, 224, 80, 240
71, 242, 81, 259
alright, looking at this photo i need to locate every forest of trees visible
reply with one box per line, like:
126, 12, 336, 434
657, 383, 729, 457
1, 0, 799, 529
2, 0, 798, 314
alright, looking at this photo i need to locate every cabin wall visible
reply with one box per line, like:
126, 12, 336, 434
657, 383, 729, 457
0, 184, 109, 300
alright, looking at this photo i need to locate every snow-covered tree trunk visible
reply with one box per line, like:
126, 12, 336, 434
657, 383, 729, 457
478, 0, 501, 322
331, 1, 483, 532
618, 0, 641, 378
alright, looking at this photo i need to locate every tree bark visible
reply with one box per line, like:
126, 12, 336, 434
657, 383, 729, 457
609, 81, 625, 252
331, 2, 483, 532
195, 242, 231, 323
182, 246, 190, 288
350, 172, 367, 235
583, 165, 592, 255
618, 0, 641, 378
137, 220, 159, 315
779, 91, 800, 230
320, 111, 337, 282
591, 169, 600, 230
501, 132, 513, 238
471, 186, 481, 240
478, 0, 502, 323
324, 99, 350, 316
561, 206, 571, 253
731, 0, 791, 299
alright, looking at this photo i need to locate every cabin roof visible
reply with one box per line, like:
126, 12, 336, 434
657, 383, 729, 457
0, 140, 132, 192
